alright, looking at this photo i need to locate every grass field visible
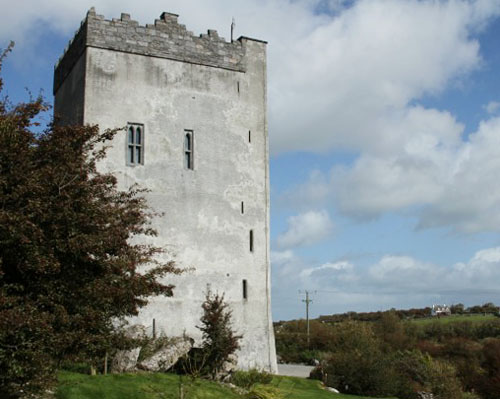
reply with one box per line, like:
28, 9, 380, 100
410, 314, 497, 325
56, 371, 388, 399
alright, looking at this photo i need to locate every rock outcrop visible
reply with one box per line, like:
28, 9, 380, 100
138, 337, 193, 372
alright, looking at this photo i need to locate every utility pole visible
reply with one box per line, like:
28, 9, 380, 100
300, 290, 314, 346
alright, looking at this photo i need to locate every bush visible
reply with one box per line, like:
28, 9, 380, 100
231, 369, 273, 389
393, 350, 463, 399
320, 322, 399, 396
475, 338, 500, 399
59, 361, 92, 375
0, 303, 55, 398
196, 291, 242, 379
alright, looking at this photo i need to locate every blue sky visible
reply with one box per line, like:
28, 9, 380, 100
3, 0, 500, 321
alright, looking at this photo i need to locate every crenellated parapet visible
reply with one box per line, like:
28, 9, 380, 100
54, 8, 265, 94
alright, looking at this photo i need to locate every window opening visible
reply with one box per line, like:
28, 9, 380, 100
127, 124, 144, 166
243, 279, 248, 300
248, 130, 251, 143
241, 201, 244, 214
249, 230, 254, 252
184, 130, 194, 169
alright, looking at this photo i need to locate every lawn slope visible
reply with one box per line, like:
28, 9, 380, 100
56, 371, 386, 399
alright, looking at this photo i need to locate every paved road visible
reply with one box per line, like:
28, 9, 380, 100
277, 364, 314, 378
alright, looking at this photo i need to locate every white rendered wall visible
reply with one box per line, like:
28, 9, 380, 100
56, 39, 277, 371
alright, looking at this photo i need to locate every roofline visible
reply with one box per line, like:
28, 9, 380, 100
237, 35, 268, 44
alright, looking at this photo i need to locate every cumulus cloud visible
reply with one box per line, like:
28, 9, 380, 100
272, 246, 500, 318
276, 210, 333, 249
3, 1, 498, 151
283, 111, 500, 232
329, 116, 500, 232
270, 0, 499, 154
4, 1, 500, 233
279, 170, 330, 210
484, 101, 500, 114
300, 260, 357, 284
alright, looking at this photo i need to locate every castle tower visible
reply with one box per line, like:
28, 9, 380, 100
53, 9, 277, 372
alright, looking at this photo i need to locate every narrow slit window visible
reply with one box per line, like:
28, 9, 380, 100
237, 81, 240, 94
248, 130, 251, 143
184, 130, 194, 170
243, 279, 248, 300
126, 124, 144, 166
249, 230, 254, 252
241, 201, 244, 214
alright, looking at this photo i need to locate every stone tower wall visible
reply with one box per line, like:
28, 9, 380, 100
53, 9, 277, 372
54, 9, 251, 94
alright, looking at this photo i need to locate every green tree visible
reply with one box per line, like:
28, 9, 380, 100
197, 291, 242, 380
321, 322, 399, 396
375, 310, 413, 351
0, 44, 180, 398
475, 338, 500, 399
394, 350, 463, 399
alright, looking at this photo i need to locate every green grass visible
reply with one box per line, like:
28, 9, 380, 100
56, 371, 240, 399
410, 314, 497, 325
56, 371, 386, 399
271, 375, 392, 398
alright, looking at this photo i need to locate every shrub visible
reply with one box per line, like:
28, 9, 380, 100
320, 322, 399, 396
197, 291, 242, 379
475, 338, 500, 399
393, 350, 463, 399
231, 369, 273, 389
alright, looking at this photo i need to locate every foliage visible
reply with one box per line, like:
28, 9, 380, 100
197, 291, 242, 379
175, 347, 209, 379
0, 44, 180, 397
276, 308, 500, 398
274, 320, 337, 363
475, 338, 500, 399
392, 350, 463, 399
375, 310, 414, 351
231, 369, 273, 390
319, 322, 399, 397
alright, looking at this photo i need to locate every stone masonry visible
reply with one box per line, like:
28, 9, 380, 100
53, 9, 278, 372
54, 8, 249, 94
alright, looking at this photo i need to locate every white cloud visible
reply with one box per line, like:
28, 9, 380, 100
270, 249, 295, 265
484, 101, 500, 114
276, 210, 333, 249
300, 260, 352, 277
2, 1, 498, 152
300, 261, 358, 287
279, 170, 330, 210
270, 0, 499, 154
271, 246, 500, 318
285, 113, 500, 232
368, 255, 442, 293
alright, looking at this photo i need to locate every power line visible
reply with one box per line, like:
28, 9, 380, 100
299, 290, 316, 345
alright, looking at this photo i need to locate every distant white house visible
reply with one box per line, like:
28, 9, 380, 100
431, 304, 451, 317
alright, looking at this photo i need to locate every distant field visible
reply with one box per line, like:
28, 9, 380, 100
56, 371, 389, 399
410, 314, 497, 325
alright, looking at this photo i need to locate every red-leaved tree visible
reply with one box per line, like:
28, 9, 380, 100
0, 43, 180, 398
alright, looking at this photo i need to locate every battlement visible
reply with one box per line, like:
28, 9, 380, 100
54, 8, 265, 94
